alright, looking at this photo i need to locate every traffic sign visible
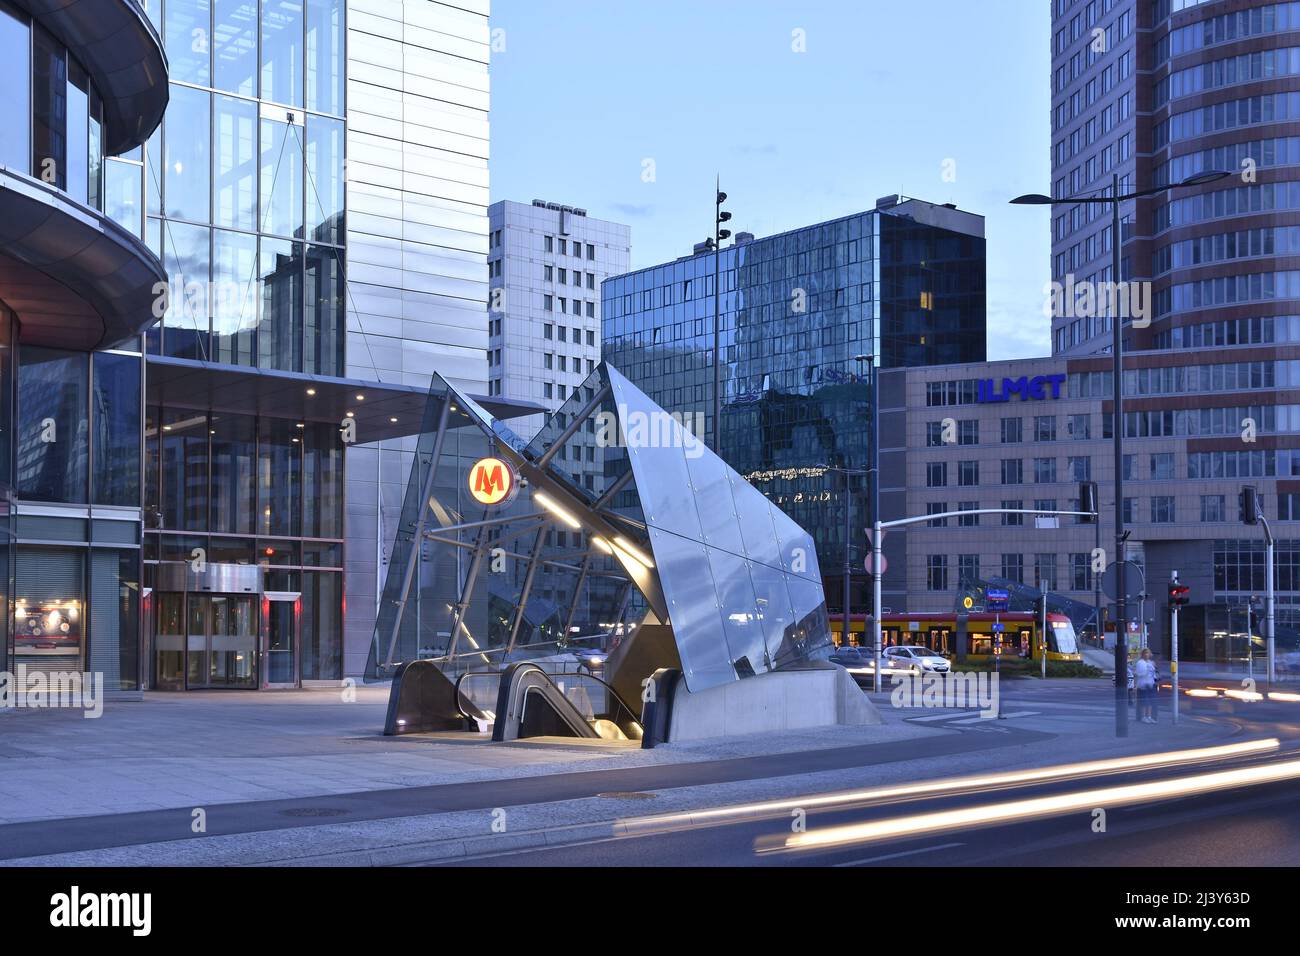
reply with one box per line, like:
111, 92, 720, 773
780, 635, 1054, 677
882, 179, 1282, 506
962, 596, 974, 610
987, 588, 1009, 612
992, 622, 1005, 633
1101, 560, 1144, 602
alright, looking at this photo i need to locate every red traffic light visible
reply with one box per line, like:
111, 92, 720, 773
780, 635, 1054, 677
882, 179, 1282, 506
1168, 584, 1190, 607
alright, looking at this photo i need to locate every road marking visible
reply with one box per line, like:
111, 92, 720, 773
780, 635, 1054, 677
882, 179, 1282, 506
907, 711, 980, 722
834, 841, 965, 867
948, 710, 1039, 725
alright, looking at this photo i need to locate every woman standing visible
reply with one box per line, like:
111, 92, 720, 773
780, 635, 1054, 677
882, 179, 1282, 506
1134, 648, 1159, 724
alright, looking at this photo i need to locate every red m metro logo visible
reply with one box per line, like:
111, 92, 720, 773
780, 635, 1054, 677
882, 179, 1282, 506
469, 457, 514, 505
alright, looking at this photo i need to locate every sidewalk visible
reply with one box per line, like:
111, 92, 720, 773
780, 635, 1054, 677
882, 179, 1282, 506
0, 679, 1241, 866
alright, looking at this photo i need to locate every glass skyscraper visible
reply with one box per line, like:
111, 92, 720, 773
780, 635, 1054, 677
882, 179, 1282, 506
0, 0, 508, 692
602, 196, 986, 607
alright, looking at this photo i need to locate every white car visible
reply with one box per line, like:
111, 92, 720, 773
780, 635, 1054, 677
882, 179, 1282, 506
884, 645, 950, 674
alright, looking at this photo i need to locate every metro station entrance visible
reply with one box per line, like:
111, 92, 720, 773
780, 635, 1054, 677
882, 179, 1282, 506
151, 564, 301, 690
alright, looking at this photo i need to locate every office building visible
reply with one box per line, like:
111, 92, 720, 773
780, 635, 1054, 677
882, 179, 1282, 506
0, 0, 525, 691
1040, 0, 1300, 656
487, 199, 630, 440
602, 196, 986, 606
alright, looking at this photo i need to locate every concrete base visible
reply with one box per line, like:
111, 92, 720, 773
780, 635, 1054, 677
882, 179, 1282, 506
667, 664, 882, 743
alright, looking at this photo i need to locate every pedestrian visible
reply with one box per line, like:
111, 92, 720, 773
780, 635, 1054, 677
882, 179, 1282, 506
1135, 647, 1158, 724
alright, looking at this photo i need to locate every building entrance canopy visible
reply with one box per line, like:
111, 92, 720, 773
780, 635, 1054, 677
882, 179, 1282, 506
365, 362, 832, 694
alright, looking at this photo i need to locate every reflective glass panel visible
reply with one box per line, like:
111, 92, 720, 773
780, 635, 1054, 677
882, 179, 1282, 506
91, 352, 142, 507
261, 0, 303, 107
214, 94, 257, 230
260, 117, 304, 238
213, 0, 257, 96
306, 0, 344, 115
0, 2, 30, 175
164, 84, 211, 223
17, 347, 88, 503
165, 0, 212, 86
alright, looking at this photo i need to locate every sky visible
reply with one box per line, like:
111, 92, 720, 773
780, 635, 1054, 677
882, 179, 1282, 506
488, 0, 1053, 359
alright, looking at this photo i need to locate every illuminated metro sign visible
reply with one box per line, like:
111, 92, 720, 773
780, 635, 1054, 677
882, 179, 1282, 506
976, 374, 1067, 403
468, 457, 517, 505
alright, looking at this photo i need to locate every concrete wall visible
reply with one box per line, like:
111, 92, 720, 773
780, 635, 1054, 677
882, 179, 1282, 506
667, 666, 881, 742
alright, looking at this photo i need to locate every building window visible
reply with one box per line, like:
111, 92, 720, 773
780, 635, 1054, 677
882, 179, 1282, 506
958, 502, 979, 527
927, 502, 948, 527
1069, 413, 1091, 439
1001, 459, 1023, 484
958, 554, 979, 584
1001, 553, 1024, 584
927, 554, 949, 591
958, 460, 979, 486
1151, 496, 1175, 523
544, 295, 553, 312
958, 420, 978, 445
927, 462, 947, 487
1034, 415, 1057, 442
926, 422, 945, 447
545, 235, 554, 252
1001, 500, 1023, 526
1068, 456, 1091, 481
587, 243, 596, 259
1123, 497, 1136, 524
1034, 554, 1058, 591
544, 265, 553, 281
1201, 495, 1225, 521
543, 354, 553, 370
1034, 457, 1057, 483
1150, 452, 1175, 480
1123, 454, 1137, 480
1001, 417, 1022, 443
1070, 553, 1093, 591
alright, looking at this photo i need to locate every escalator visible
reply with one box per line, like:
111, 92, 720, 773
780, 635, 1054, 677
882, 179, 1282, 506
491, 662, 643, 743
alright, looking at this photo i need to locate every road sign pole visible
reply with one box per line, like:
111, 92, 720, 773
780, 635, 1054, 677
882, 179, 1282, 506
1041, 595, 1047, 681
1171, 570, 1180, 725
872, 518, 883, 694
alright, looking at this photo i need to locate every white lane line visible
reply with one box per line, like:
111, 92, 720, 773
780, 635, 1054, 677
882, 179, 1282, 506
907, 711, 980, 722
949, 710, 1039, 725
834, 841, 966, 867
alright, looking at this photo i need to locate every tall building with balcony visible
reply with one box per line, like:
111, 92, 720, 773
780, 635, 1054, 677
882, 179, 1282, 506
0, 0, 529, 692
602, 196, 986, 608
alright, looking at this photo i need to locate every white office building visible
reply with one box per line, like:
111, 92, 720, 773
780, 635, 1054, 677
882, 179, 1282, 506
487, 200, 631, 441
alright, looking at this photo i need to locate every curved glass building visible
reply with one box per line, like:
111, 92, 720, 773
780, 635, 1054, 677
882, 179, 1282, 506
0, 0, 168, 690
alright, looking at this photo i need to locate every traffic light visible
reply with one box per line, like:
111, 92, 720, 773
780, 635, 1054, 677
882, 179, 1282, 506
1079, 481, 1098, 522
1168, 583, 1190, 607
1239, 486, 1259, 525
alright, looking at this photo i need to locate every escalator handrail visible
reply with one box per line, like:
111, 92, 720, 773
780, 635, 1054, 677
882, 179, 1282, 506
452, 670, 500, 722
517, 665, 642, 729
459, 663, 642, 728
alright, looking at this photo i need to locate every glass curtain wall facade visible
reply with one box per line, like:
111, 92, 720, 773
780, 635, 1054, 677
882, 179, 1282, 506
130, 0, 347, 686
602, 199, 985, 607
0, 1, 161, 691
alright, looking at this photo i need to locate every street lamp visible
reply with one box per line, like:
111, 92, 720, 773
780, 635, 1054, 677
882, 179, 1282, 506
1011, 169, 1231, 738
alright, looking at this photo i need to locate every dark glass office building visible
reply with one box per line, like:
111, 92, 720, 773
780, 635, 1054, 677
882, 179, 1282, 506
602, 196, 986, 607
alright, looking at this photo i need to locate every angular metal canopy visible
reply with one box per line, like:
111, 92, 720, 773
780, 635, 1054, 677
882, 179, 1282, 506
366, 362, 832, 694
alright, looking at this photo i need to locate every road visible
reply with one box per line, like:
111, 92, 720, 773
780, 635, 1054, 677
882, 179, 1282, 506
422, 690, 1300, 867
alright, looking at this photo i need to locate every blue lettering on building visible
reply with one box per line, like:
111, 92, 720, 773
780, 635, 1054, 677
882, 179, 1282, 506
976, 373, 1067, 403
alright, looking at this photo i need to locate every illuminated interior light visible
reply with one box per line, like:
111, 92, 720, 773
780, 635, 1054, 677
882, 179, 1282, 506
305, 388, 316, 396
534, 491, 581, 529
613, 536, 655, 569
592, 536, 613, 554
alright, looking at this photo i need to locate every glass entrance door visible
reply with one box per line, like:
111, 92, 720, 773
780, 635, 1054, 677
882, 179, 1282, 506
187, 594, 258, 689
262, 592, 300, 688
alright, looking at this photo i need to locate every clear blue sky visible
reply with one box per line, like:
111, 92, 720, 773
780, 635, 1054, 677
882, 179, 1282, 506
488, 0, 1052, 359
